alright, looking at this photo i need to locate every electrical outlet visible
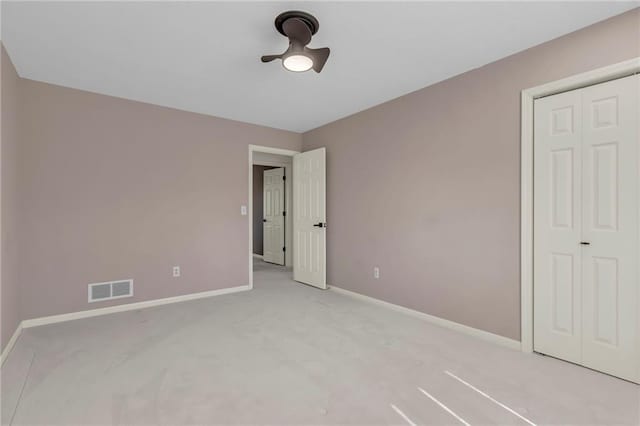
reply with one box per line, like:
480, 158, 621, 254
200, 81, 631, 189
173, 266, 181, 278
373, 267, 380, 279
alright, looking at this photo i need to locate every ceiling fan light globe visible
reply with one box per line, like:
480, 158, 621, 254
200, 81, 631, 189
282, 54, 313, 72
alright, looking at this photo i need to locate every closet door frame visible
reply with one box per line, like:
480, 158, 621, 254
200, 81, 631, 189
520, 58, 640, 367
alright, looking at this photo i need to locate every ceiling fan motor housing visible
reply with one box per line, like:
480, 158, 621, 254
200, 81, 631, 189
275, 11, 319, 36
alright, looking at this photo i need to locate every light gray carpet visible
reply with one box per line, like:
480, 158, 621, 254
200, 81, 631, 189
1, 260, 638, 425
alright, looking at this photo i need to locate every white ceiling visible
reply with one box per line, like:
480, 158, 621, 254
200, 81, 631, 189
2, 2, 637, 132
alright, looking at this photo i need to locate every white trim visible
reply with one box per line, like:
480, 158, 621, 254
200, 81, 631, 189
252, 253, 264, 259
520, 57, 640, 353
0, 322, 23, 366
248, 144, 299, 290
329, 285, 521, 350
253, 159, 292, 168
248, 145, 299, 157
22, 285, 250, 328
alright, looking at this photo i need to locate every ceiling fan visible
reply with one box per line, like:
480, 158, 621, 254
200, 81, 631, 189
261, 11, 330, 73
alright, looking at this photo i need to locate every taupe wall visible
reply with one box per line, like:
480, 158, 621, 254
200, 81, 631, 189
1, 45, 21, 350
252, 165, 275, 256
302, 9, 640, 341
2, 9, 639, 346
17, 79, 301, 320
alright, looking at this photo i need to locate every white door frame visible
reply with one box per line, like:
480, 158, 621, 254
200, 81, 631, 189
248, 144, 300, 289
520, 57, 640, 353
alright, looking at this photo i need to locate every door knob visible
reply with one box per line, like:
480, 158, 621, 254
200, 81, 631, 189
263, 219, 267, 222
313, 222, 326, 228
580, 241, 591, 245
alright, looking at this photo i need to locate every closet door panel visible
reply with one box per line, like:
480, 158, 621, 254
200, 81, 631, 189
534, 89, 583, 364
581, 74, 639, 383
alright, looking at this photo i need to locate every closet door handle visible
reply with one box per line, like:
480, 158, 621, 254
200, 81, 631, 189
580, 242, 591, 245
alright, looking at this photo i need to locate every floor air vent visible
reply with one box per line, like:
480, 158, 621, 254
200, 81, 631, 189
88, 279, 133, 303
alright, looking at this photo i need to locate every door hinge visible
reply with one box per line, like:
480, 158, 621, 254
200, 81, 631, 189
283, 175, 286, 181
283, 211, 286, 217
282, 246, 286, 252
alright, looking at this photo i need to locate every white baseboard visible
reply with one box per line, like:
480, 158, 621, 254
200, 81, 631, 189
252, 254, 264, 259
1, 322, 23, 367
329, 285, 521, 351
22, 285, 251, 329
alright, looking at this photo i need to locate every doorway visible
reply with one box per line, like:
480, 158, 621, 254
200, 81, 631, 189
253, 165, 285, 264
248, 145, 327, 291
250, 148, 295, 282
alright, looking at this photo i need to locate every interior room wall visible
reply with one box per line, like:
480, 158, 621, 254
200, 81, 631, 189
302, 8, 640, 341
1, 45, 21, 351
17, 78, 301, 320
252, 165, 275, 256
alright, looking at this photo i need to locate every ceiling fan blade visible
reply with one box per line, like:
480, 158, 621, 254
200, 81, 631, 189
305, 47, 330, 73
282, 18, 312, 45
261, 54, 283, 63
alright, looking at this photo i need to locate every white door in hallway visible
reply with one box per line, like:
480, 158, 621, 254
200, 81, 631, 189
534, 74, 639, 383
263, 167, 285, 265
293, 148, 326, 289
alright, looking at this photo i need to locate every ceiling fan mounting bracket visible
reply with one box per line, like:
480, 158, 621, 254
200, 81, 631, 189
274, 11, 319, 36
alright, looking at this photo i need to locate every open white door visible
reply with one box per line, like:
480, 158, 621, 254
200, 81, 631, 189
263, 167, 285, 265
293, 148, 326, 289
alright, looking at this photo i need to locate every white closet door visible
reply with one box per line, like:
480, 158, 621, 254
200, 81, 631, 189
293, 148, 326, 289
534, 89, 584, 365
534, 74, 639, 384
263, 167, 285, 265
581, 75, 639, 382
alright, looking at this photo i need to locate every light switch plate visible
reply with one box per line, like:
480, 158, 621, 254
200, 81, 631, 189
241, 205, 247, 215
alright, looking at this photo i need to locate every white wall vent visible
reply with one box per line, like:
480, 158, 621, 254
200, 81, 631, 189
88, 279, 133, 303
